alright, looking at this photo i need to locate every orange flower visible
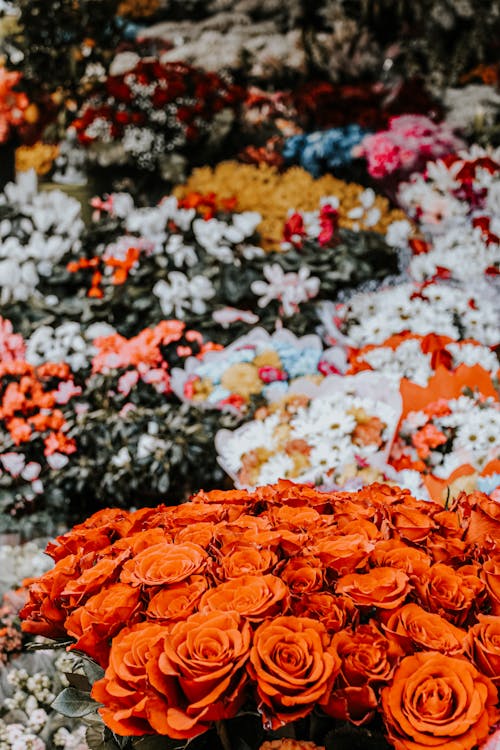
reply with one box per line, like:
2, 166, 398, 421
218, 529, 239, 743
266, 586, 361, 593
383, 603, 466, 655
281, 555, 325, 595
213, 542, 279, 581
481, 556, 500, 615
315, 533, 375, 576
199, 573, 289, 622
65, 583, 142, 666
248, 615, 340, 728
464, 491, 500, 546
324, 623, 402, 725
388, 503, 437, 543
146, 610, 252, 738
465, 614, 500, 686
91, 622, 169, 736
412, 423, 448, 459
336, 567, 411, 610
291, 592, 359, 634
146, 575, 209, 622
371, 540, 431, 578
381, 652, 499, 750
120, 541, 207, 587
352, 416, 385, 447
414, 563, 484, 626
20, 554, 80, 637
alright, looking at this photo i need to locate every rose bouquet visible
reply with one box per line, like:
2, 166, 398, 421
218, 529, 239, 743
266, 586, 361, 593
216, 373, 401, 489
70, 60, 243, 178
19, 481, 500, 750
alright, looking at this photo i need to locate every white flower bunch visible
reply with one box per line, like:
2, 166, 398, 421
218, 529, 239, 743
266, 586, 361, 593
338, 282, 500, 347
26, 322, 115, 371
153, 272, 215, 318
0, 186, 83, 304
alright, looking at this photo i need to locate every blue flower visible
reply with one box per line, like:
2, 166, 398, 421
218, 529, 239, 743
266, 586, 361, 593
283, 125, 369, 177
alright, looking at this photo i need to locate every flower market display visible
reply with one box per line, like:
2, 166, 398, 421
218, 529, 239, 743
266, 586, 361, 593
0, 1, 499, 749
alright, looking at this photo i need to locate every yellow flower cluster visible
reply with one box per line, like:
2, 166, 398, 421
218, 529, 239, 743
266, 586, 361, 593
15, 143, 59, 176
175, 161, 408, 251
117, 0, 160, 17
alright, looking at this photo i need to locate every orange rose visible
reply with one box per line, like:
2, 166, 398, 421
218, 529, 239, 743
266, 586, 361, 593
389, 504, 437, 543
383, 603, 466, 656
465, 614, 500, 685
146, 575, 209, 622
426, 534, 468, 565
464, 491, 500, 546
248, 615, 340, 729
371, 540, 431, 578
414, 563, 485, 626
336, 567, 411, 610
62, 554, 127, 607
65, 583, 142, 667
316, 533, 375, 576
381, 652, 499, 750
146, 610, 252, 738
199, 574, 289, 622
324, 623, 402, 725
175, 522, 216, 547
281, 556, 324, 595
481, 557, 500, 615
92, 622, 169, 736
20, 554, 79, 637
45, 508, 133, 561
120, 541, 207, 587
213, 542, 279, 581
291, 592, 359, 634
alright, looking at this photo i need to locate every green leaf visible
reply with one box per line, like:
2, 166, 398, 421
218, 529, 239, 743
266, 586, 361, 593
52, 686, 102, 718
86, 725, 124, 750
76, 653, 106, 685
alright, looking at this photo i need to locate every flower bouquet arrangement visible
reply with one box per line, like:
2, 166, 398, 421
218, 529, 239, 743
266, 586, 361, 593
171, 327, 344, 415
390, 364, 500, 502
18, 480, 500, 750
70, 60, 244, 179
216, 373, 401, 489
322, 280, 500, 348
345, 332, 500, 387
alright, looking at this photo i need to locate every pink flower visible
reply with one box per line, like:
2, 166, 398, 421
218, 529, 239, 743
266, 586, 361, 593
53, 380, 83, 405
212, 307, 259, 328
0, 452, 25, 477
117, 369, 139, 396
